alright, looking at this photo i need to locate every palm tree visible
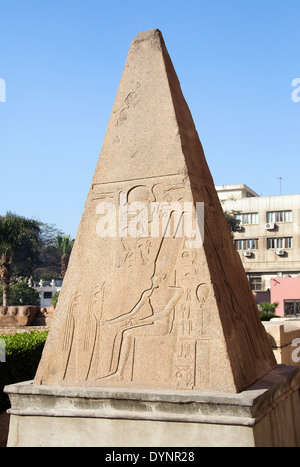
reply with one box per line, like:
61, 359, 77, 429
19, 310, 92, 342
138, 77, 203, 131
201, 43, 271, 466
258, 302, 279, 314
55, 234, 74, 278
0, 213, 40, 306
258, 302, 279, 321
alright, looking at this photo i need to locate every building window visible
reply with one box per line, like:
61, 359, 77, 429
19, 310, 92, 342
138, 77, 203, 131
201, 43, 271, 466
267, 237, 293, 249
235, 239, 258, 250
266, 211, 292, 223
235, 240, 243, 251
246, 239, 258, 250
249, 276, 262, 291
44, 292, 53, 299
234, 212, 258, 225
284, 300, 300, 317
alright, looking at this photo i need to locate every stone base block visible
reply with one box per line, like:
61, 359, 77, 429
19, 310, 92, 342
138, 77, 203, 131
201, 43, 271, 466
0, 306, 40, 327
4, 365, 300, 447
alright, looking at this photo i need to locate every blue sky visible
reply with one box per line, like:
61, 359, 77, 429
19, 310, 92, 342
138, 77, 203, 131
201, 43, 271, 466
0, 0, 299, 238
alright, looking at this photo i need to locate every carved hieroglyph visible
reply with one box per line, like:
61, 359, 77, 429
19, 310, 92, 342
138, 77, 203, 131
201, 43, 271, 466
35, 29, 276, 393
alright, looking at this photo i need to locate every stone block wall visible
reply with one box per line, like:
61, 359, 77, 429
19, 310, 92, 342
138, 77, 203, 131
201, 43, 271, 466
263, 319, 300, 368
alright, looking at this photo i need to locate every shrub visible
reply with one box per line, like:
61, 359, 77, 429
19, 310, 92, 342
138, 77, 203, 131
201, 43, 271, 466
0, 331, 48, 412
259, 312, 281, 321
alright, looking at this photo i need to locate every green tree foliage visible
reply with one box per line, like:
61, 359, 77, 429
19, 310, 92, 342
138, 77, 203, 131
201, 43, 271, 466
51, 290, 60, 307
0, 282, 40, 306
33, 222, 65, 279
220, 198, 241, 237
0, 212, 75, 306
224, 210, 241, 234
54, 235, 75, 278
0, 213, 41, 306
35, 232, 75, 280
258, 302, 280, 321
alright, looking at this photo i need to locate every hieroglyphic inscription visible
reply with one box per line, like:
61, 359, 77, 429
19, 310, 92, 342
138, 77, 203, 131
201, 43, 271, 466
85, 176, 189, 384
175, 302, 196, 389
174, 276, 212, 390
58, 176, 213, 389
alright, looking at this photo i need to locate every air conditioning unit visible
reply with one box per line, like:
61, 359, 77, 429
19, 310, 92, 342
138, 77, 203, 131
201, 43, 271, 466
244, 250, 252, 257
275, 249, 285, 256
265, 223, 275, 230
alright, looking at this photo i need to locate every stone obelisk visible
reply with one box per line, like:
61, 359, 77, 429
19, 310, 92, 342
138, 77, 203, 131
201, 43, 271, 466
5, 29, 300, 448
34, 29, 276, 393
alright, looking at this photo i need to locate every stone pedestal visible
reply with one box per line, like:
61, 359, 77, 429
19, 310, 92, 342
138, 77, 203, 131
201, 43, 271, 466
5, 365, 300, 447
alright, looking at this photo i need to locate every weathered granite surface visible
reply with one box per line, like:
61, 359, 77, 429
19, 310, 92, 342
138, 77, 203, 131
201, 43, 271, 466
34, 29, 276, 393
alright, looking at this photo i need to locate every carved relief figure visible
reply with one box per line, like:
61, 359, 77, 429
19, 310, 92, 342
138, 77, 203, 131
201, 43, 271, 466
57, 179, 188, 385
89, 187, 185, 382
98, 270, 184, 381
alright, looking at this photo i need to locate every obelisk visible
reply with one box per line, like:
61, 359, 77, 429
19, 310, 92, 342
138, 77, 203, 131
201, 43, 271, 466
33, 29, 276, 393
6, 29, 300, 448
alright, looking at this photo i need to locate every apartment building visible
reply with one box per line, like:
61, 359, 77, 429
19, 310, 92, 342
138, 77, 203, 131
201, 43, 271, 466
217, 185, 300, 312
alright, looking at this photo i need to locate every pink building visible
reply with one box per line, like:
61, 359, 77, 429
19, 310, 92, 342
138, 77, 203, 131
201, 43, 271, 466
270, 277, 300, 317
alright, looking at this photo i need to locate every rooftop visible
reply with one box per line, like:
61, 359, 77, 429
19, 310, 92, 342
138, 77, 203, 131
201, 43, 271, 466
216, 184, 260, 200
